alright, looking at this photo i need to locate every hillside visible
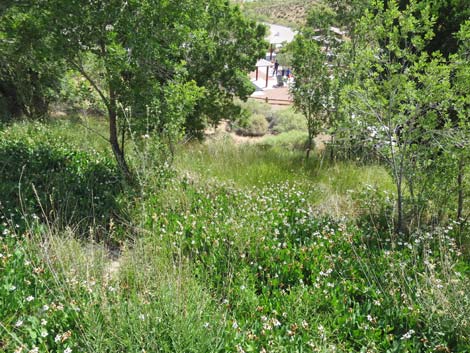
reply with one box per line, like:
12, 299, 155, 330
238, 0, 319, 28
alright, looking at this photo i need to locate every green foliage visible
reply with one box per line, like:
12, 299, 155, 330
143, 176, 470, 352
0, 2, 64, 120
0, 224, 81, 353
38, 234, 228, 353
235, 113, 269, 137
2, 0, 265, 176
176, 140, 393, 205
291, 28, 332, 156
58, 68, 106, 115
270, 107, 307, 133
341, 0, 456, 232
183, 3, 267, 136
237, 99, 273, 120
262, 130, 308, 150
0, 129, 121, 232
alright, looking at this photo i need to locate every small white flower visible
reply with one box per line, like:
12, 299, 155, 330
41, 330, 48, 337
55, 334, 62, 343
26, 296, 34, 302
15, 320, 23, 327
139, 314, 145, 321
43, 304, 49, 311
401, 329, 415, 340
232, 321, 239, 329
41, 319, 47, 326
64, 348, 72, 353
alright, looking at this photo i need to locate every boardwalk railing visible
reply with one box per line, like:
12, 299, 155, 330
248, 96, 293, 105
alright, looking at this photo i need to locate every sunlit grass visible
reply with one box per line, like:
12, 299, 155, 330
175, 138, 395, 217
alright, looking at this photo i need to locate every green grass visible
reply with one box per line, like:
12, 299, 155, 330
1, 115, 112, 155
176, 139, 394, 218
2, 118, 470, 352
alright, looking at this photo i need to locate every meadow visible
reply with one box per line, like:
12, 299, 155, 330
1, 116, 469, 353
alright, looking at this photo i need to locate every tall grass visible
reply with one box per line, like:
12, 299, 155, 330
176, 139, 394, 218
23, 227, 230, 353
2, 118, 470, 352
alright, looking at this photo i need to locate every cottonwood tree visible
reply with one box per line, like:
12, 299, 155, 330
341, 0, 453, 233
14, 0, 264, 179
290, 29, 332, 159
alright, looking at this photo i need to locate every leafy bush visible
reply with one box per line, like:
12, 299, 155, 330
262, 130, 308, 150
0, 136, 121, 233
237, 99, 273, 119
0, 223, 81, 353
270, 108, 307, 133
235, 113, 269, 137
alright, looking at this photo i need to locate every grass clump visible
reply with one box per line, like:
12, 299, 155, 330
176, 140, 394, 217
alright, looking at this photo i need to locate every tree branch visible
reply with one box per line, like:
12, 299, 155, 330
68, 59, 110, 111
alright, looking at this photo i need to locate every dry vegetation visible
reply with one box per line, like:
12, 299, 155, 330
238, 0, 319, 28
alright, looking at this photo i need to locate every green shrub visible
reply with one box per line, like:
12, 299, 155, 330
235, 113, 269, 137
270, 107, 307, 133
0, 224, 81, 353
262, 130, 308, 150
0, 136, 121, 233
237, 99, 272, 119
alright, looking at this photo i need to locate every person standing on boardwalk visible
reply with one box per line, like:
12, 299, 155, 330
273, 60, 279, 76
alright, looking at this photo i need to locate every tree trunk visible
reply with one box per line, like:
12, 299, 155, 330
396, 178, 404, 234
457, 154, 464, 221
306, 132, 313, 160
108, 87, 132, 181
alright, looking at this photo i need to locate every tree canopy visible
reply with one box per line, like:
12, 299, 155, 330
1, 0, 266, 177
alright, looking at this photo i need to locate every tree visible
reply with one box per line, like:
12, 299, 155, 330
394, 0, 470, 57
341, 0, 453, 233
18, 0, 264, 179
290, 30, 332, 159
450, 21, 470, 222
183, 4, 266, 137
0, 2, 64, 121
